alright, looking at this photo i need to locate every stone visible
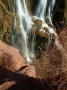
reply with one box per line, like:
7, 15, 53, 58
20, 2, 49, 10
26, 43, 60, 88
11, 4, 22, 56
0, 41, 25, 72
32, 16, 57, 39
18, 65, 36, 78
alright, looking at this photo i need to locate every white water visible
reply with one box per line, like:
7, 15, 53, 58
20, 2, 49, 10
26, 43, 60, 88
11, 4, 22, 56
36, 0, 56, 20
16, 0, 33, 62
36, 0, 47, 20
48, 0, 56, 17
15, 0, 57, 62
35, 0, 56, 49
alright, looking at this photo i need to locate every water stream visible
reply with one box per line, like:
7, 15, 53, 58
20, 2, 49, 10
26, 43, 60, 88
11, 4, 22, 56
15, 0, 63, 62
36, 0, 56, 20
16, 0, 33, 62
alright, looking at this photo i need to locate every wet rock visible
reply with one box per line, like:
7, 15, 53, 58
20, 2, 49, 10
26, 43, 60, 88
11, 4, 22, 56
32, 16, 42, 31
32, 16, 57, 39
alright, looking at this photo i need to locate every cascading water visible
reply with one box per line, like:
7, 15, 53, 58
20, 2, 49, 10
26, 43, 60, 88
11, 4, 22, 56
36, 0, 48, 20
35, 0, 57, 49
47, 0, 56, 17
16, 0, 33, 62
15, 0, 65, 63
35, 0, 67, 70
36, 0, 56, 20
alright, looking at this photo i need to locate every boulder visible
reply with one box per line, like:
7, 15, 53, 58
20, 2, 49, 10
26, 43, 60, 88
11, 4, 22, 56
0, 66, 36, 90
18, 65, 36, 78
0, 41, 25, 72
0, 41, 36, 77
32, 16, 42, 31
32, 16, 57, 39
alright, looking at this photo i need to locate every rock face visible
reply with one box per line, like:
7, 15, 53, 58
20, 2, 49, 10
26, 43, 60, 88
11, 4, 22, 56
18, 65, 36, 78
0, 67, 67, 90
32, 16, 57, 39
0, 41, 36, 89
0, 41, 25, 72
0, 41, 36, 77
30, 16, 57, 56
34, 27, 67, 78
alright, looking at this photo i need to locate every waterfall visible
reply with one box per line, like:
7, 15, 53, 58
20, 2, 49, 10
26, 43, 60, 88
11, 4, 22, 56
15, 0, 57, 62
36, 0, 56, 20
35, 0, 56, 49
47, 0, 56, 17
36, 0, 47, 20
16, 0, 33, 62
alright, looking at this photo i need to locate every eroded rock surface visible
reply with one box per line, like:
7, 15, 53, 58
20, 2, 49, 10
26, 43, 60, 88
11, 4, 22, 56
32, 16, 57, 39
0, 41, 25, 72
0, 41, 36, 89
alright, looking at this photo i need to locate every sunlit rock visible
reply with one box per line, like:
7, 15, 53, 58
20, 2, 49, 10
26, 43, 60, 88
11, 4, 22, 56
0, 41, 36, 77
32, 16, 57, 39
0, 41, 25, 72
32, 16, 42, 31
18, 65, 36, 78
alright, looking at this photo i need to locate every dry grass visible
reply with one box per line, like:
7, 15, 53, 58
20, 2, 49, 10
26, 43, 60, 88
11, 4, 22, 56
33, 46, 66, 79
33, 28, 67, 79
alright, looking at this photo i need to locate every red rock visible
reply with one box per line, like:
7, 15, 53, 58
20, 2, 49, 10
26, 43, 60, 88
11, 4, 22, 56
0, 41, 25, 72
0, 41, 36, 78
18, 65, 36, 77
0, 81, 16, 90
